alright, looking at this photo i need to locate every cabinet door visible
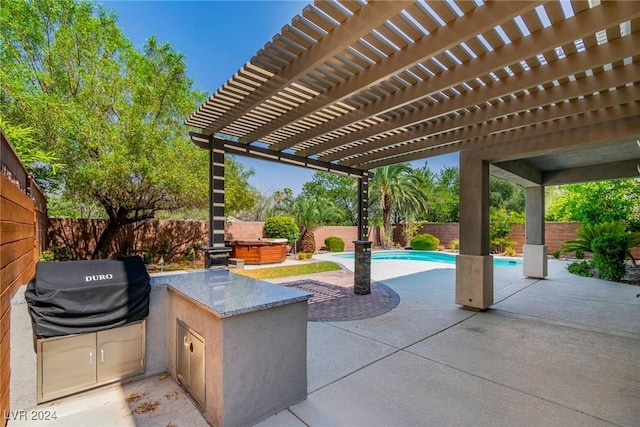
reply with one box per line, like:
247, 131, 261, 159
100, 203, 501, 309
97, 322, 145, 383
39, 334, 96, 402
176, 321, 205, 408
189, 332, 205, 407
176, 322, 190, 387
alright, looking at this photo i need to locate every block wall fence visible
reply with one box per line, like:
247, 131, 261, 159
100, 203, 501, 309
47, 219, 640, 261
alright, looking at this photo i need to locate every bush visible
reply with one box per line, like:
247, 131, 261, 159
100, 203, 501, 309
568, 260, 593, 277
263, 216, 300, 242
142, 252, 153, 264
492, 237, 517, 255
298, 252, 313, 260
411, 234, 440, 250
449, 239, 459, 251
39, 249, 57, 262
562, 221, 640, 261
324, 236, 345, 252
552, 250, 561, 259
504, 246, 516, 257
39, 245, 70, 262
591, 233, 628, 281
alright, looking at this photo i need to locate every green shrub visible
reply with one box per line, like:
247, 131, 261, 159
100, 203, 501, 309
591, 233, 628, 281
552, 250, 561, 259
492, 237, 517, 255
263, 216, 300, 242
324, 236, 345, 252
410, 234, 440, 250
562, 221, 640, 262
298, 252, 313, 260
567, 260, 593, 277
39, 245, 70, 262
504, 246, 516, 257
39, 249, 57, 262
449, 239, 459, 251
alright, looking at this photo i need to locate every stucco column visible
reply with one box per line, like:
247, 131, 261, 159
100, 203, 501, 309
523, 185, 548, 278
456, 151, 493, 310
353, 240, 372, 295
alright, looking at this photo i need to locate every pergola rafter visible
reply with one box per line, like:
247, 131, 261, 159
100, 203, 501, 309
254, 0, 536, 149
323, 41, 640, 163
187, 1, 640, 176
201, 1, 412, 135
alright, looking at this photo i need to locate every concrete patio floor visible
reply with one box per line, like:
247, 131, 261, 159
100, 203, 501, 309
10, 258, 640, 426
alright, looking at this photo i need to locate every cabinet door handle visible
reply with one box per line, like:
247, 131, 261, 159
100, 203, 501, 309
89, 352, 93, 366
101, 349, 104, 363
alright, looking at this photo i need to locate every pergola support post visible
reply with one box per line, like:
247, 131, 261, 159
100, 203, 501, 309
190, 132, 372, 272
354, 172, 371, 294
456, 150, 493, 310
211, 140, 226, 249
523, 186, 548, 278
200, 137, 231, 268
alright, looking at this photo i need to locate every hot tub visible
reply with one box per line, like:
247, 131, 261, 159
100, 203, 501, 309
228, 239, 288, 264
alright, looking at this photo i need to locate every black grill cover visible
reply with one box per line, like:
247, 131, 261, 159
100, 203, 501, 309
25, 256, 150, 338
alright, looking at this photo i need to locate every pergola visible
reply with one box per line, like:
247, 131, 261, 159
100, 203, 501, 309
186, 0, 640, 310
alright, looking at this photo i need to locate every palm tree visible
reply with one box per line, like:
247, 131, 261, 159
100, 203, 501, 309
293, 196, 343, 253
369, 164, 429, 248
562, 221, 640, 264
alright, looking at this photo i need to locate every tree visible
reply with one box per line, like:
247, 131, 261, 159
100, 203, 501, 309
293, 195, 343, 253
489, 176, 525, 212
369, 163, 429, 247
546, 180, 640, 230
490, 206, 524, 255
0, 0, 255, 257
223, 156, 256, 216
416, 164, 460, 223
272, 188, 295, 214
234, 185, 293, 221
300, 171, 357, 225
0, 118, 63, 188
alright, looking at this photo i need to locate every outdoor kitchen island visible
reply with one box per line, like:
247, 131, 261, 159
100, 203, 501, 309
150, 269, 311, 427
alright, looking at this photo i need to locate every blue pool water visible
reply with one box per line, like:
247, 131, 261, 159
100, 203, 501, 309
333, 250, 522, 267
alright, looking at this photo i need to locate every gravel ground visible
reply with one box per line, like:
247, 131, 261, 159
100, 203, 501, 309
622, 265, 640, 286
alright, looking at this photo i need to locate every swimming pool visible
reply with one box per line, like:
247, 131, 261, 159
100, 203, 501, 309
332, 250, 522, 267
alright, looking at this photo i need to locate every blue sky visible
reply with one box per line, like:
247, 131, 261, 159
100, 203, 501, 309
99, 0, 458, 194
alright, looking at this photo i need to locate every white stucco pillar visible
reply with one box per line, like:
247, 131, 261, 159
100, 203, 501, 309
456, 151, 493, 310
523, 186, 548, 278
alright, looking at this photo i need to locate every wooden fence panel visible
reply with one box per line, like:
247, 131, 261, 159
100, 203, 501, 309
1, 173, 37, 424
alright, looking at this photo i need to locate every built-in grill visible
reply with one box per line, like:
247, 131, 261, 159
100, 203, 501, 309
25, 256, 151, 403
25, 256, 150, 338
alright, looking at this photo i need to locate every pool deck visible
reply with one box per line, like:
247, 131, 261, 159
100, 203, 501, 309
9, 257, 640, 426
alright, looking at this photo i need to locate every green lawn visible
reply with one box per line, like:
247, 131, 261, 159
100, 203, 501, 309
234, 261, 342, 280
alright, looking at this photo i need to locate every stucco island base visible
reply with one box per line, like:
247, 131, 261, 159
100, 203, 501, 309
157, 271, 310, 427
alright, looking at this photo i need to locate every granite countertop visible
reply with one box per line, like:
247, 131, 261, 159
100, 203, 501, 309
150, 269, 311, 318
